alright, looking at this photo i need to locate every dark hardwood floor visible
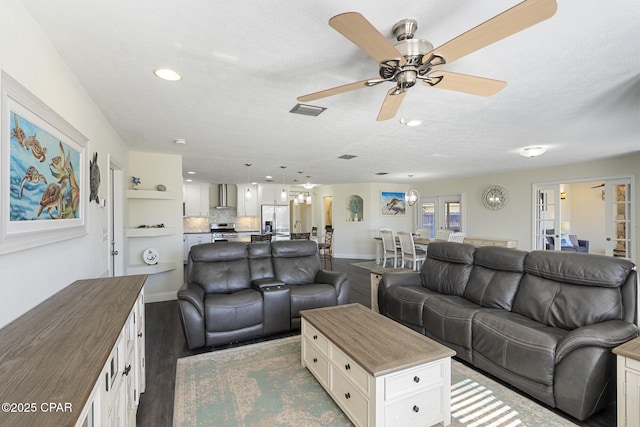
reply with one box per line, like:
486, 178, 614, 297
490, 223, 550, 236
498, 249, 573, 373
136, 258, 615, 427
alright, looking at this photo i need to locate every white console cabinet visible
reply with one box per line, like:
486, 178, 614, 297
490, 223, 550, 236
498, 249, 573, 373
0, 275, 146, 427
614, 337, 640, 427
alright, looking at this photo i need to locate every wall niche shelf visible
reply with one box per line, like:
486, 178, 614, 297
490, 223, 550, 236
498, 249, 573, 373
125, 226, 177, 238
346, 195, 364, 222
127, 189, 176, 200
127, 261, 180, 275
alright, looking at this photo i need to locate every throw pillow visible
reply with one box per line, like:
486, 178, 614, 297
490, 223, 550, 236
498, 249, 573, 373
560, 235, 574, 247
568, 235, 580, 247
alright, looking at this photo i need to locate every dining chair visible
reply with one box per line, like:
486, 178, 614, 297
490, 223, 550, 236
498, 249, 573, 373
448, 232, 465, 243
379, 229, 401, 268
397, 231, 427, 271
435, 229, 453, 241
416, 228, 431, 239
318, 228, 333, 269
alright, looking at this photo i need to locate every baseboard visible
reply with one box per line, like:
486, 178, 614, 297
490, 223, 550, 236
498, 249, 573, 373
145, 291, 177, 303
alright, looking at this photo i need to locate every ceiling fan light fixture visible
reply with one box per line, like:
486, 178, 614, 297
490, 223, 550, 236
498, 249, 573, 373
400, 117, 423, 127
519, 146, 547, 157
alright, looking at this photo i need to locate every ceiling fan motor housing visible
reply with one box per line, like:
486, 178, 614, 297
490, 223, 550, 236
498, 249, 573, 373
380, 19, 434, 88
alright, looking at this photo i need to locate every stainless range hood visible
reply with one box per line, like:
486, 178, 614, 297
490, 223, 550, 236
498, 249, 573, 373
215, 184, 235, 209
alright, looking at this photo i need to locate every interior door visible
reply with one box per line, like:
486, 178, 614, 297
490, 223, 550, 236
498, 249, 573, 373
533, 185, 561, 251
604, 178, 633, 259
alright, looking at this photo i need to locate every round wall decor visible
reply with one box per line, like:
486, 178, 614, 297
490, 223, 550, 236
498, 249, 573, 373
143, 248, 159, 265
482, 185, 508, 210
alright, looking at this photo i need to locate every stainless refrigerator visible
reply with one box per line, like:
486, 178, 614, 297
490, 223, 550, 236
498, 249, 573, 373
261, 204, 290, 240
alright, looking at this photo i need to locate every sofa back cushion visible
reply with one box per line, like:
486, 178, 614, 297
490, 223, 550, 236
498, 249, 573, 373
188, 242, 250, 294
421, 242, 475, 296
271, 240, 320, 285
248, 242, 275, 281
512, 251, 636, 329
464, 247, 527, 309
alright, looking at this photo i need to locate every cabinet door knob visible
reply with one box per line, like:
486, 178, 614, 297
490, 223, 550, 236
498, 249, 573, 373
413, 405, 420, 413
123, 365, 132, 376
345, 392, 351, 399
313, 334, 318, 340
313, 357, 318, 363
413, 376, 420, 383
345, 363, 351, 370
138, 332, 143, 338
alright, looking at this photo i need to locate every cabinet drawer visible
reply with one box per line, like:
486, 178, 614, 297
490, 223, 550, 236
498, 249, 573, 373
331, 369, 369, 427
626, 356, 640, 373
303, 339, 329, 387
332, 345, 370, 394
303, 321, 329, 356
385, 384, 445, 427
385, 361, 446, 400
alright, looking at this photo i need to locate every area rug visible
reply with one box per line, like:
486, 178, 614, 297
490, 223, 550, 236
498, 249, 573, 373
173, 336, 577, 427
350, 260, 385, 271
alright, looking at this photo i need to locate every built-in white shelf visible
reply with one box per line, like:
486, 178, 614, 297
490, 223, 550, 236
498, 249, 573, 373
127, 261, 180, 275
125, 226, 177, 238
127, 189, 177, 200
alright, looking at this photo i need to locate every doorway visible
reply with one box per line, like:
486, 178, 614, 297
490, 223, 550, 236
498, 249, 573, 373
418, 194, 466, 238
532, 176, 634, 259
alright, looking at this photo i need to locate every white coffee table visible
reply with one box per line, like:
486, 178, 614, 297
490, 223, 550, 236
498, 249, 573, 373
301, 303, 455, 427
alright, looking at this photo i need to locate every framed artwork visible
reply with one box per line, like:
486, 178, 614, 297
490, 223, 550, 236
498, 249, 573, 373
381, 191, 406, 216
1, 71, 88, 254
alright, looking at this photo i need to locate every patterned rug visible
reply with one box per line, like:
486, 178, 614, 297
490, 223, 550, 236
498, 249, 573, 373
173, 336, 577, 427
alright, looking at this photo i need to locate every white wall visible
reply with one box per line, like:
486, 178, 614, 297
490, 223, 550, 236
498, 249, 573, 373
0, 0, 130, 327
417, 154, 640, 265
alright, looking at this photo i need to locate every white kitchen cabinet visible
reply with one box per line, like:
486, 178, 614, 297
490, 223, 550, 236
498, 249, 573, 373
259, 184, 286, 205
184, 233, 212, 261
183, 183, 210, 217
237, 184, 258, 216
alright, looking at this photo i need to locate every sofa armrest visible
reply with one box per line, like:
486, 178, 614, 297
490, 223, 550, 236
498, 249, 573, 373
556, 320, 638, 363
380, 271, 422, 288
177, 282, 206, 350
578, 240, 589, 251
177, 281, 205, 317
315, 269, 350, 305
252, 278, 285, 289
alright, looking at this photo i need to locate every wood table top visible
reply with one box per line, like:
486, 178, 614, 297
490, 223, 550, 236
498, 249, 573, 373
0, 275, 146, 426
301, 303, 455, 377
613, 336, 640, 361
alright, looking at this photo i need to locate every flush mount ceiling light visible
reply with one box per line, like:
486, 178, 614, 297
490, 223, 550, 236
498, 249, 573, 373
519, 146, 547, 157
289, 103, 326, 116
154, 68, 182, 81
400, 117, 423, 127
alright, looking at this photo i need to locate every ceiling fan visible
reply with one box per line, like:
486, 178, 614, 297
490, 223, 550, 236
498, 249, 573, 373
297, 0, 557, 121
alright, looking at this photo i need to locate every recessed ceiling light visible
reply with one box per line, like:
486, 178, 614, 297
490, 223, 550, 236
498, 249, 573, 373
265, 175, 273, 180
400, 118, 423, 127
173, 138, 187, 145
154, 68, 182, 81
187, 171, 196, 175
519, 146, 547, 157
185, 178, 193, 182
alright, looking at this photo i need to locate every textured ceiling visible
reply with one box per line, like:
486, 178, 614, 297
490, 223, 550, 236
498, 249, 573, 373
21, 0, 640, 187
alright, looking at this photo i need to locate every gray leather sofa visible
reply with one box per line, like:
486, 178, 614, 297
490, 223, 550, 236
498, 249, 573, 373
378, 242, 638, 421
178, 240, 349, 349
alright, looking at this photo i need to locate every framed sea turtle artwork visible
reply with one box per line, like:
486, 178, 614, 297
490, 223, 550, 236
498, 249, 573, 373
0, 71, 88, 255
381, 191, 406, 216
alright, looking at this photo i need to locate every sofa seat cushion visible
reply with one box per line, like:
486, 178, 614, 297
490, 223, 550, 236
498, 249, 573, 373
472, 310, 566, 385
205, 289, 263, 332
288, 284, 337, 317
384, 285, 435, 329
423, 295, 483, 354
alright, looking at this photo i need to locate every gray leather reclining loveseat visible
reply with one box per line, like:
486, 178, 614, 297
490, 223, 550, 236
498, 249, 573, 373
378, 242, 638, 421
178, 240, 349, 349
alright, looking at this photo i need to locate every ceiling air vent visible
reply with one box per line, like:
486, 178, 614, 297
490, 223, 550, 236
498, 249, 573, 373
338, 154, 357, 160
375, 172, 389, 175
289, 103, 326, 116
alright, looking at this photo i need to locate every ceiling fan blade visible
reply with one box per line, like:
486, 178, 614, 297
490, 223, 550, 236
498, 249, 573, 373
424, 71, 506, 96
297, 78, 376, 102
423, 0, 557, 67
330, 12, 406, 66
377, 87, 407, 121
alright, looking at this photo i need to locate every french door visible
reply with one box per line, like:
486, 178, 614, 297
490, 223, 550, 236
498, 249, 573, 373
418, 194, 465, 238
604, 179, 633, 259
533, 185, 561, 251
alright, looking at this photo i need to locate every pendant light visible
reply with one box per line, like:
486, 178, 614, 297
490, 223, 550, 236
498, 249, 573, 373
245, 163, 252, 199
280, 166, 287, 202
405, 174, 420, 206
